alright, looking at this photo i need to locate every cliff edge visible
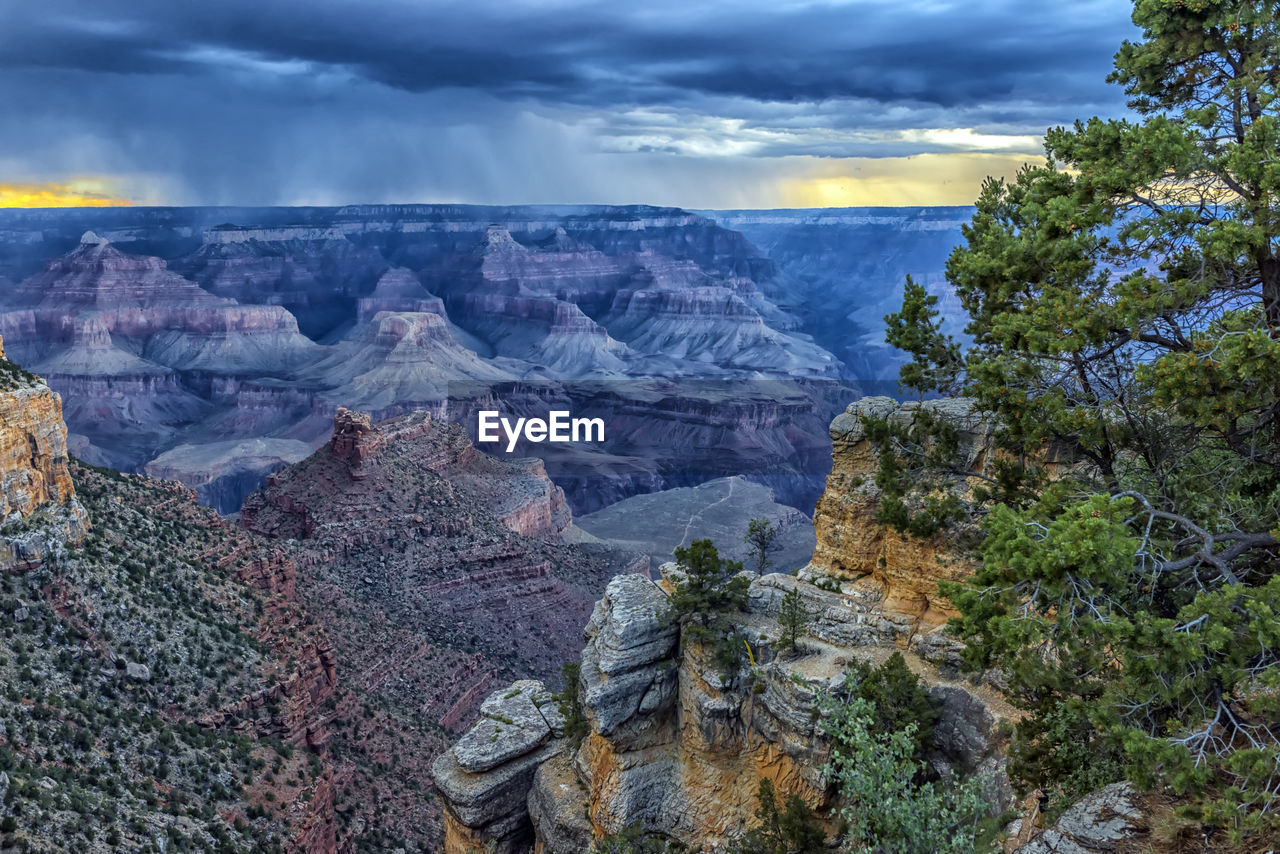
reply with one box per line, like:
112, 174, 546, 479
429, 397, 1157, 854
0, 332, 88, 571
807, 396, 992, 640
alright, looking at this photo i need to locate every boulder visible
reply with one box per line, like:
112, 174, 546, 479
454, 682, 558, 774
1015, 783, 1146, 853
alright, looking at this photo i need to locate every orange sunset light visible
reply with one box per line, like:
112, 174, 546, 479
0, 180, 133, 208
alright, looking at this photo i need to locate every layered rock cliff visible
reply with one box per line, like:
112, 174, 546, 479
434, 566, 1017, 853
0, 206, 859, 517
0, 333, 88, 571
808, 396, 993, 639
241, 408, 642, 846
0, 233, 321, 479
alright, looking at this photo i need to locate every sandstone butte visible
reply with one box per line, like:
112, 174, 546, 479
432, 396, 1151, 854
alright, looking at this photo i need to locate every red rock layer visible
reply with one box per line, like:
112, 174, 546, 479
240, 408, 630, 848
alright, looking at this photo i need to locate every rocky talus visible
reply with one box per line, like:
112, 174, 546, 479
241, 408, 642, 849
0, 470, 341, 851
0, 332, 89, 571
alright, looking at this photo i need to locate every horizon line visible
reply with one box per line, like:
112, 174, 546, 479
0, 201, 979, 212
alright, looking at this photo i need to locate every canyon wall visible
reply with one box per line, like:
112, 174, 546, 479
0, 206, 862, 516
241, 408, 641, 846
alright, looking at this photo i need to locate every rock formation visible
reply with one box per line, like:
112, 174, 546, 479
0, 232, 313, 360
355, 266, 445, 323
434, 566, 1018, 852
241, 409, 641, 845
601, 285, 839, 377
0, 332, 88, 570
432, 681, 568, 853
0, 233, 321, 479
175, 225, 387, 339
429, 396, 1043, 853
808, 396, 994, 637
0, 206, 861, 516
1011, 783, 1147, 853
303, 311, 514, 420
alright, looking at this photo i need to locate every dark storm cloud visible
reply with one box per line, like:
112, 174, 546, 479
1, 0, 1130, 114
0, 0, 1138, 205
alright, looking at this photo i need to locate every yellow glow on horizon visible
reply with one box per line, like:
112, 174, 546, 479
0, 180, 133, 208
779, 152, 1042, 207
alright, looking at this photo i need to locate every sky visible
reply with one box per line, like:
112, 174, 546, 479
0, 0, 1139, 208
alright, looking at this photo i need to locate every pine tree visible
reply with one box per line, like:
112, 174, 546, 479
667, 539, 750, 676
880, 0, 1280, 836
776, 587, 810, 654
744, 518, 780, 573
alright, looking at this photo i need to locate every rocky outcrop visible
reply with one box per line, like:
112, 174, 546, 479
447, 293, 634, 376
0, 233, 313, 355
245, 408, 571, 540
1013, 783, 1147, 854
0, 333, 89, 571
808, 396, 993, 636
329, 406, 380, 467
432, 681, 567, 853
436, 567, 1017, 853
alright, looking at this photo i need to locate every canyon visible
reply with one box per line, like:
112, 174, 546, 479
0, 318, 1161, 852
0, 203, 1026, 853
0, 205, 962, 517
431, 394, 1155, 854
